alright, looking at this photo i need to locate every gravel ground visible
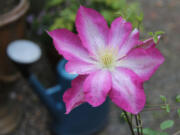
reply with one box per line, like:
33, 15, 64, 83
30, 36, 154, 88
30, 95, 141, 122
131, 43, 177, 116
7, 0, 180, 135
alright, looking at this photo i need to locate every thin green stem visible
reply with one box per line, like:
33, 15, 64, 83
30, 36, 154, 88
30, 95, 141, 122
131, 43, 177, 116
138, 114, 143, 135
130, 114, 133, 124
123, 111, 135, 135
143, 106, 178, 112
135, 115, 140, 135
145, 104, 167, 107
145, 103, 179, 108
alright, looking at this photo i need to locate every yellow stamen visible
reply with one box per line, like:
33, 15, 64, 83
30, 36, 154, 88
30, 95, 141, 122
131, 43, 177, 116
97, 46, 118, 69
101, 53, 114, 68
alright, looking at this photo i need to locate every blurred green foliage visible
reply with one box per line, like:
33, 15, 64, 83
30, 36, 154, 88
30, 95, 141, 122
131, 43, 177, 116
31, 0, 144, 33
45, 0, 63, 9
159, 95, 171, 113
134, 128, 168, 135
176, 95, 180, 103
134, 120, 174, 135
177, 109, 180, 118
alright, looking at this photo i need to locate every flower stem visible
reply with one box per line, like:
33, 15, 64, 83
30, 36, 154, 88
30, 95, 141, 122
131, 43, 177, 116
138, 114, 143, 135
130, 114, 133, 124
123, 111, 135, 135
135, 115, 140, 135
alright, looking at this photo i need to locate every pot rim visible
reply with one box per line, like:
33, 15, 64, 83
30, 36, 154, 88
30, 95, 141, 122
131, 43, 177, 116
0, 0, 30, 27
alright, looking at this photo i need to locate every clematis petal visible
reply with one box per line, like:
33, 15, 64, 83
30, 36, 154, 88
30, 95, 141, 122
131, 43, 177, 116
65, 60, 98, 75
83, 70, 111, 107
63, 75, 87, 114
117, 47, 165, 81
109, 67, 145, 114
118, 28, 140, 58
76, 6, 109, 55
48, 29, 92, 62
108, 17, 132, 49
138, 36, 161, 49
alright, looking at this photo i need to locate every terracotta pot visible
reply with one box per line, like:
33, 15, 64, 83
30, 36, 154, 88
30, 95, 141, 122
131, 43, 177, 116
0, 0, 29, 83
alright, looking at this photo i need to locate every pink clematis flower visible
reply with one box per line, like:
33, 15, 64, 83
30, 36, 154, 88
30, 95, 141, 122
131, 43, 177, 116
48, 6, 164, 114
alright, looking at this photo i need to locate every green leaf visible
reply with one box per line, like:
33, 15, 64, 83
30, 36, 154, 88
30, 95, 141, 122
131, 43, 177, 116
161, 105, 166, 109
140, 128, 168, 135
155, 31, 165, 36
177, 109, 180, 118
166, 104, 170, 113
148, 31, 164, 43
101, 10, 114, 24
109, 0, 126, 10
160, 120, 174, 130
142, 128, 156, 135
159, 132, 168, 135
153, 36, 159, 44
160, 95, 167, 103
160, 104, 170, 113
148, 32, 153, 36
176, 95, 180, 103
136, 12, 144, 22
160, 105, 170, 113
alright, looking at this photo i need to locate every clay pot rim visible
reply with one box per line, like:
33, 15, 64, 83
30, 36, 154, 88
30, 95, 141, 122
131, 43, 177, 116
0, 0, 29, 27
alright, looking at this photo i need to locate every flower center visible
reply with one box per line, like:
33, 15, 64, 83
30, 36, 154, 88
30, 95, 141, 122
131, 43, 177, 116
97, 47, 118, 70
101, 53, 114, 68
